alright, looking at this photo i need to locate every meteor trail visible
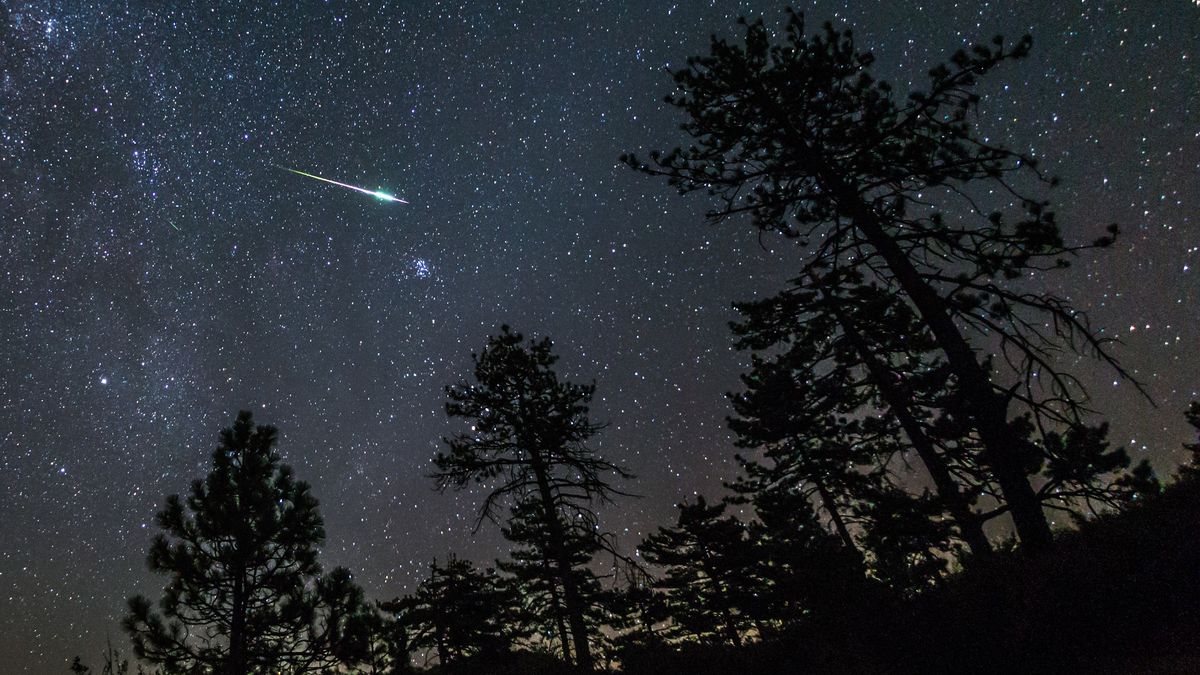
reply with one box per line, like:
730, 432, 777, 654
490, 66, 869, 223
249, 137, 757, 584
275, 165, 408, 204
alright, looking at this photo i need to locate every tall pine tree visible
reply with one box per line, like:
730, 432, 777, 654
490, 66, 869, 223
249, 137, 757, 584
123, 411, 373, 675
432, 326, 632, 670
625, 9, 1146, 550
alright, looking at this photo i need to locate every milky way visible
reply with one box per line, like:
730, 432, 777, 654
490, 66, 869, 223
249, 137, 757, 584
1, 2, 1197, 671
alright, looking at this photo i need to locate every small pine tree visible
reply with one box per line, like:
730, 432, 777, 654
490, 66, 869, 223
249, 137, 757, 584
601, 564, 670, 660
354, 606, 412, 675
392, 555, 516, 666
743, 485, 869, 627
857, 487, 954, 594
69, 640, 135, 675
639, 497, 758, 646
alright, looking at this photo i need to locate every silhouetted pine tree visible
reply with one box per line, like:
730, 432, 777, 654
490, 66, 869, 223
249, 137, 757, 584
726, 294, 970, 592
123, 411, 373, 675
600, 564, 669, 661
729, 270, 995, 560
432, 326, 632, 671
69, 640, 137, 675
740, 484, 871, 627
726, 336, 876, 560
311, 568, 408, 673
497, 497, 604, 663
354, 607, 412, 675
727, 274, 998, 589
857, 487, 955, 593
624, 9, 1146, 550
1037, 421, 1158, 516
639, 497, 758, 647
389, 556, 516, 667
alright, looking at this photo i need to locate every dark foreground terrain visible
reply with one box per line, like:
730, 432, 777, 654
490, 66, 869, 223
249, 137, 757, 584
431, 477, 1200, 675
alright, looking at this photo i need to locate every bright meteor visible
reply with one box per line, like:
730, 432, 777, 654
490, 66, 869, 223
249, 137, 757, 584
275, 166, 408, 204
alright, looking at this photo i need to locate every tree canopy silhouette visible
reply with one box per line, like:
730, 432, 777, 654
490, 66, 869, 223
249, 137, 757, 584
497, 497, 605, 664
639, 497, 758, 647
1184, 401, 1200, 470
123, 411, 375, 675
388, 555, 516, 667
624, 8, 1150, 549
728, 270, 994, 562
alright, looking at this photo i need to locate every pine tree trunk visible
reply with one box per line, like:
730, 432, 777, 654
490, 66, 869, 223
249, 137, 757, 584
229, 569, 247, 675
529, 449, 593, 670
810, 270, 993, 558
842, 196, 1053, 549
542, 556, 574, 663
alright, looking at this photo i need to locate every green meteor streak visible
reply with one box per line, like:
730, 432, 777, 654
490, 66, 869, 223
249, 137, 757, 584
275, 165, 408, 204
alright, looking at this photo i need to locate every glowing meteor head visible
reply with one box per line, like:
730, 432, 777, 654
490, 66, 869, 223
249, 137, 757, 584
372, 191, 408, 203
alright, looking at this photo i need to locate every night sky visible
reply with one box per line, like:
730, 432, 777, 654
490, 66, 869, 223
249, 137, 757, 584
1, 2, 1197, 671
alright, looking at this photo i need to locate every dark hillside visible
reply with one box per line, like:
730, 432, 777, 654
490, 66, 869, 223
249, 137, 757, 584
442, 478, 1200, 675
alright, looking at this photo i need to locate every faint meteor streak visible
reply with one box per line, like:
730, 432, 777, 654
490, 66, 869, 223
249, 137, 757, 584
275, 165, 408, 203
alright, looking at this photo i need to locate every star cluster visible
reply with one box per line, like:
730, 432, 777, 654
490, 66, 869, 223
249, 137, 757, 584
1, 2, 1196, 671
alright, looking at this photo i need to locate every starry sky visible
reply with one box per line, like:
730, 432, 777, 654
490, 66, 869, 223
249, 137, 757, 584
1, 1, 1197, 671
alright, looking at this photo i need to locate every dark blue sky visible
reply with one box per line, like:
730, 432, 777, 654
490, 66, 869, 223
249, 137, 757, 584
1, 2, 1196, 671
